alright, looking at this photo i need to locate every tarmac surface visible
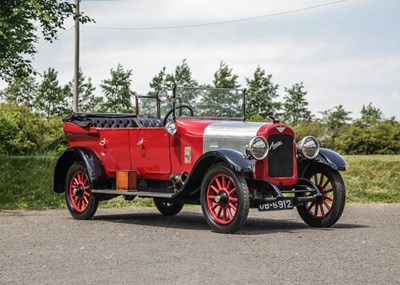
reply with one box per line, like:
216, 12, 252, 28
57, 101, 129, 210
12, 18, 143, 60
1, 204, 399, 284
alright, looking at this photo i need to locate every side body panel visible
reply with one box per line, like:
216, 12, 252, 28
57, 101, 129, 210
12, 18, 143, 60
130, 128, 171, 180
65, 122, 132, 177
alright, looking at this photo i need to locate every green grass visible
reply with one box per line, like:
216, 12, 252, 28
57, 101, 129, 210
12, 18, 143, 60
0, 155, 153, 210
343, 155, 400, 203
0, 155, 399, 210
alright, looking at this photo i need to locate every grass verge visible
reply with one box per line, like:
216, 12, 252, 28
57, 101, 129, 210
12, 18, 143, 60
0, 155, 399, 210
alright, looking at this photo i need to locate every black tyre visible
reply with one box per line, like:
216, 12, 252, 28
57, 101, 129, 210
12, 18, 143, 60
200, 163, 250, 234
297, 164, 346, 227
154, 199, 184, 216
65, 162, 99, 220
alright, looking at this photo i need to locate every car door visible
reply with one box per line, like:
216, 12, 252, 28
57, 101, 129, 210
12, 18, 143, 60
130, 128, 171, 179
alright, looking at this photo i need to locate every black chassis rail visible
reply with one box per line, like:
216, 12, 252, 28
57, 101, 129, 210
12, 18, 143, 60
253, 178, 323, 207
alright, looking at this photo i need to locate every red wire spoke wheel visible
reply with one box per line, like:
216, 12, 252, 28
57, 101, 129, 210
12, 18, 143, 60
69, 170, 91, 213
297, 164, 346, 227
201, 163, 249, 234
65, 162, 99, 220
206, 174, 238, 225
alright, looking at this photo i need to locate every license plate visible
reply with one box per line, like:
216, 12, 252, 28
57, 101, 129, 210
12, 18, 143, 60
258, 199, 294, 211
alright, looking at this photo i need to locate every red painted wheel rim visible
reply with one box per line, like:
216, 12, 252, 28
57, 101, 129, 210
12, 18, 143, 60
69, 170, 91, 213
305, 172, 334, 219
206, 174, 238, 225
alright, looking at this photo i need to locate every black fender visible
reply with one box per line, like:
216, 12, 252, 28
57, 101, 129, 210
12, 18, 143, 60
53, 147, 106, 193
298, 148, 346, 177
178, 148, 253, 197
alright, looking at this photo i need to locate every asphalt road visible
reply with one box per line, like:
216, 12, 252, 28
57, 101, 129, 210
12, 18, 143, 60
1, 204, 399, 285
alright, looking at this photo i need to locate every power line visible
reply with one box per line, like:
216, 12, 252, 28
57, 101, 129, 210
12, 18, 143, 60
83, 0, 348, 31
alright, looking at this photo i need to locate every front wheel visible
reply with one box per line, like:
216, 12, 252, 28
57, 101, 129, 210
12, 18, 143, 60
154, 199, 184, 216
65, 162, 99, 220
297, 164, 346, 227
201, 163, 250, 234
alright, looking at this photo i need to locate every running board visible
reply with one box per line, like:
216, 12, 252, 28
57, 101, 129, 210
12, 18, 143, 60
91, 189, 174, 199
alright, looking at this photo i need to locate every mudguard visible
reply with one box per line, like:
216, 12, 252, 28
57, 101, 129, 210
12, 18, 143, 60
53, 147, 106, 193
178, 148, 253, 197
298, 148, 346, 177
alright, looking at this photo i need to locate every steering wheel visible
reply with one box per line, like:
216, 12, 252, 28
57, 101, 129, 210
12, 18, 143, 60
163, 105, 194, 126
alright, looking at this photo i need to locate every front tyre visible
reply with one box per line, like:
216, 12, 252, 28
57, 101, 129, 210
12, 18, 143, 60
201, 163, 250, 234
154, 199, 184, 216
65, 162, 99, 220
297, 164, 346, 227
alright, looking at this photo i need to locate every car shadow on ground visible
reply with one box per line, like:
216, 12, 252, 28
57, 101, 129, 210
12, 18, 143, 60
93, 210, 368, 235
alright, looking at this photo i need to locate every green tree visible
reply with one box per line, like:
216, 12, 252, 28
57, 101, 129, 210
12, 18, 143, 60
197, 61, 242, 118
320, 104, 352, 133
245, 66, 280, 119
148, 66, 169, 97
360, 102, 383, 126
282, 82, 313, 123
66, 69, 103, 113
36, 67, 69, 118
212, 61, 240, 89
0, 0, 92, 82
0, 76, 37, 108
100, 64, 133, 113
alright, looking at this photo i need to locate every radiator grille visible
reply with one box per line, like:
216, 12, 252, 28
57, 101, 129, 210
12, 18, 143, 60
267, 134, 294, 177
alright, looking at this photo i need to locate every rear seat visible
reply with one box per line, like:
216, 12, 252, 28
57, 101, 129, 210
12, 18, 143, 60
137, 115, 163, 128
91, 117, 138, 128
64, 113, 163, 128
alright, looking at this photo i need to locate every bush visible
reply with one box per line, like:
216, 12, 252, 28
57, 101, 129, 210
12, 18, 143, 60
0, 103, 67, 155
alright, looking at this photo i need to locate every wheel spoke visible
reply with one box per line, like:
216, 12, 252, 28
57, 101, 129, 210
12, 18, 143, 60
229, 197, 238, 202
223, 209, 228, 221
211, 203, 219, 211
322, 179, 330, 189
324, 188, 333, 194
318, 174, 325, 187
314, 203, 319, 217
228, 187, 236, 195
226, 179, 232, 191
210, 185, 219, 195
323, 201, 332, 210
215, 176, 222, 189
221, 176, 226, 188
216, 207, 222, 219
228, 202, 237, 212
226, 208, 233, 220
83, 196, 89, 206
320, 204, 325, 217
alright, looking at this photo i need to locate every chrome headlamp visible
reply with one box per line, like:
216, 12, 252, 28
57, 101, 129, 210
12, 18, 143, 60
297, 136, 320, 159
246, 136, 269, 160
165, 121, 177, 135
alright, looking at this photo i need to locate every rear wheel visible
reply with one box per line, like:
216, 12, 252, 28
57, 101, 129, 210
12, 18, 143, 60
65, 162, 99, 220
201, 163, 249, 234
297, 164, 346, 227
154, 199, 184, 216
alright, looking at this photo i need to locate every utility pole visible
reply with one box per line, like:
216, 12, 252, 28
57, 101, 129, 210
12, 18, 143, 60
73, 0, 80, 113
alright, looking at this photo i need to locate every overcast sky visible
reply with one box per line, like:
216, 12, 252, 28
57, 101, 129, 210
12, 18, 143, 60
7, 0, 400, 119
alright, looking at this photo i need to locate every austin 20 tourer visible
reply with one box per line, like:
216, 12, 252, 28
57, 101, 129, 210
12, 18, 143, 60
54, 87, 346, 233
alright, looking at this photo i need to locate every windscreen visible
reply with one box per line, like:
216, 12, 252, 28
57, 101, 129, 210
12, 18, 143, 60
175, 87, 245, 119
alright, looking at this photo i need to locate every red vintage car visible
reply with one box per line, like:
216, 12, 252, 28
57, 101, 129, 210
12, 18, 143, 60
54, 87, 346, 233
